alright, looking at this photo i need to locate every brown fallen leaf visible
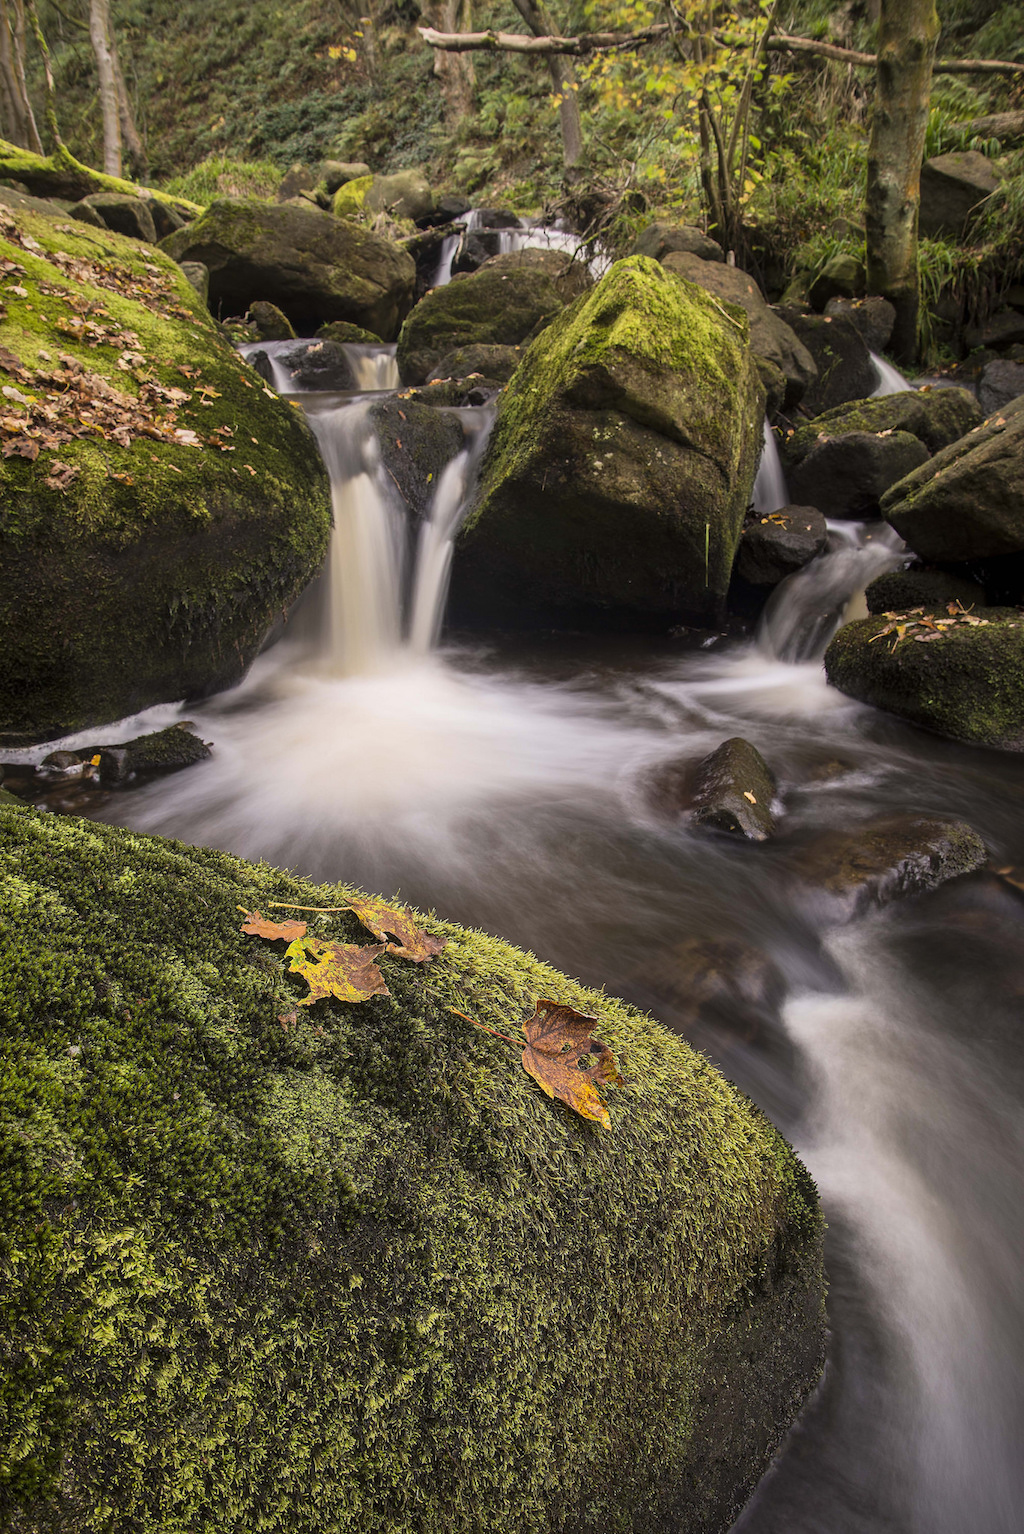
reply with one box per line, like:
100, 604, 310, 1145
239, 908, 308, 942
457, 999, 623, 1128
346, 893, 446, 962
44, 461, 80, 492
286, 937, 389, 1006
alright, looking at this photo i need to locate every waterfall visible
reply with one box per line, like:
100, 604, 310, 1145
870, 350, 912, 396
752, 419, 789, 514
408, 411, 494, 652
757, 519, 904, 664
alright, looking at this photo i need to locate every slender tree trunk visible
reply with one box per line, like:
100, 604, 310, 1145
510, 0, 582, 168
110, 40, 146, 178
0, 1, 42, 151
866, 0, 940, 362
88, 0, 121, 176
424, 0, 475, 123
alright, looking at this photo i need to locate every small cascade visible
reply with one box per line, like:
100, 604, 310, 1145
752, 419, 789, 514
432, 208, 483, 287
239, 339, 399, 395
757, 519, 904, 663
870, 350, 912, 396
430, 209, 609, 287
408, 410, 494, 652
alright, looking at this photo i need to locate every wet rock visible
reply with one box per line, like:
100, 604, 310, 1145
97, 746, 130, 785
396, 266, 565, 385
825, 607, 1024, 749
920, 150, 1001, 238
247, 300, 296, 341
319, 159, 371, 193
452, 257, 765, 630
365, 168, 435, 224
429, 343, 521, 383
77, 192, 157, 242
864, 566, 985, 615
368, 398, 465, 521
808, 253, 865, 311
117, 724, 211, 772
278, 339, 357, 391
315, 320, 383, 345
792, 814, 988, 918
179, 260, 209, 305
776, 309, 876, 416
788, 430, 929, 519
161, 199, 416, 338
477, 247, 593, 303
964, 308, 1024, 352
246, 348, 275, 385
630, 221, 725, 263
783, 388, 982, 466
276, 163, 316, 202
754, 355, 787, 417
41, 749, 84, 772
881, 397, 1024, 561
646, 935, 785, 1042
145, 198, 186, 241
978, 359, 1024, 414
400, 378, 501, 409
691, 737, 777, 841
736, 506, 829, 587
451, 228, 504, 274
661, 251, 816, 409
433, 192, 472, 221
823, 295, 896, 354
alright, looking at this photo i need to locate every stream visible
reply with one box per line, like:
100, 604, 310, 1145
14, 302, 1024, 1532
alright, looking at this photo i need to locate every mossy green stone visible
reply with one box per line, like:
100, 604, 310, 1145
784, 388, 982, 468
396, 266, 566, 385
0, 208, 330, 745
0, 807, 826, 1533
451, 257, 765, 630
331, 174, 373, 219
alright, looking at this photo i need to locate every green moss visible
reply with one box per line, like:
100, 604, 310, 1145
0, 807, 825, 1533
396, 266, 566, 385
331, 175, 373, 218
784, 387, 982, 466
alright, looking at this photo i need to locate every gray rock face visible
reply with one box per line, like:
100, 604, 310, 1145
792, 815, 988, 920
823, 295, 896, 353
692, 737, 777, 841
368, 398, 465, 521
276, 163, 316, 202
278, 339, 357, 391
736, 506, 829, 586
808, 254, 865, 311
661, 251, 817, 409
631, 220, 725, 263
161, 199, 416, 338
864, 566, 985, 615
430, 343, 522, 383
319, 160, 371, 193
789, 430, 930, 519
79, 192, 157, 243
365, 168, 435, 224
145, 198, 186, 240
979, 359, 1024, 415
179, 261, 209, 305
396, 266, 565, 385
920, 151, 1001, 238
477, 247, 593, 304
775, 309, 876, 416
881, 398, 1024, 560
783, 388, 982, 465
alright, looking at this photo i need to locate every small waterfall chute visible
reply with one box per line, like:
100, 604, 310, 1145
870, 351, 912, 396
752, 419, 789, 515
757, 519, 905, 664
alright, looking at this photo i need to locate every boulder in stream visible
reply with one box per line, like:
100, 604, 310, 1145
782, 387, 982, 467
160, 199, 416, 338
691, 737, 778, 841
278, 338, 358, 391
477, 247, 594, 303
775, 308, 877, 416
735, 506, 829, 588
630, 220, 725, 263
788, 430, 929, 519
368, 397, 466, 520
791, 814, 988, 920
451, 257, 765, 631
864, 566, 986, 615
0, 803, 827, 1534
429, 342, 522, 383
396, 265, 565, 384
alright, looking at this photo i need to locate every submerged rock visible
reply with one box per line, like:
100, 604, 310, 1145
792, 814, 988, 919
825, 607, 1024, 749
396, 266, 565, 384
161, 199, 416, 338
0, 805, 826, 1534
691, 737, 777, 841
451, 257, 765, 631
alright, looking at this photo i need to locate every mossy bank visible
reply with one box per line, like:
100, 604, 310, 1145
0, 204, 330, 745
0, 805, 825, 1534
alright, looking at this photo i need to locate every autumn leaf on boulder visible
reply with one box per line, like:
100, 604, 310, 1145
240, 909, 308, 942
347, 893, 446, 962
456, 999, 623, 1128
285, 937, 389, 1006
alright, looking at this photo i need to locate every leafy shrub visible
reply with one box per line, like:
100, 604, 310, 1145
161, 157, 281, 203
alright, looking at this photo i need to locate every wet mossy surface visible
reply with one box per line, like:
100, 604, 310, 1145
783, 387, 982, 468
396, 266, 566, 385
0, 207, 330, 746
0, 806, 825, 1534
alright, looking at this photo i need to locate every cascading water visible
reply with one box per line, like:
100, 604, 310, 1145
752, 419, 789, 515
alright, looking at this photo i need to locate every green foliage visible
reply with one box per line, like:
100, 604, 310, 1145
162, 156, 281, 203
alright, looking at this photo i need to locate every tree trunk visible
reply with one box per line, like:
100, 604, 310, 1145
424, 0, 475, 123
866, 0, 940, 362
510, 0, 582, 169
0, 0, 42, 151
111, 35, 147, 179
88, 0, 121, 177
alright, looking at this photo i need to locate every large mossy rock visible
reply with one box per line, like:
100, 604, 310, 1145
396, 265, 566, 384
451, 257, 765, 630
783, 388, 982, 468
825, 608, 1024, 749
880, 398, 1024, 561
0, 206, 330, 746
0, 805, 826, 1534
161, 199, 416, 338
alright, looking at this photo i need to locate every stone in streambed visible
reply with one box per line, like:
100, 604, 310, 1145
792, 814, 988, 920
477, 248, 593, 304
782, 389, 982, 468
396, 265, 565, 385
316, 320, 383, 345
775, 308, 876, 416
788, 430, 929, 519
0, 805, 827, 1534
451, 257, 765, 631
247, 301, 296, 341
823, 295, 895, 354
278, 339, 357, 391
735, 506, 829, 587
429, 343, 522, 383
692, 737, 777, 841
368, 397, 465, 521
978, 359, 1024, 415
864, 567, 985, 615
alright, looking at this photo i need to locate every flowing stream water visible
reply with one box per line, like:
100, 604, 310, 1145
18, 332, 1024, 1533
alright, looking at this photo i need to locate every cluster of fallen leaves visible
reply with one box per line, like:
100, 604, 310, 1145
870, 601, 995, 649
240, 898, 624, 1129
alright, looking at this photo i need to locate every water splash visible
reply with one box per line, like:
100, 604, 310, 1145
752, 418, 789, 514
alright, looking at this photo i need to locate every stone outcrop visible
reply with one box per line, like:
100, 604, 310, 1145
396, 265, 565, 385
919, 150, 1001, 238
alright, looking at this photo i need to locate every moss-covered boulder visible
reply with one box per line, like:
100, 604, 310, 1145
880, 398, 1024, 562
0, 806, 826, 1534
0, 205, 330, 745
783, 388, 982, 469
477, 247, 595, 304
791, 814, 988, 920
396, 266, 566, 385
430, 342, 522, 382
824, 607, 1024, 749
788, 430, 929, 519
864, 566, 985, 615
161, 199, 416, 338
450, 257, 765, 630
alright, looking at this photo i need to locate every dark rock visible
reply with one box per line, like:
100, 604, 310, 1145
783, 388, 982, 467
451, 228, 504, 274
179, 261, 209, 305
691, 737, 777, 840
736, 506, 829, 586
118, 723, 211, 772
776, 309, 876, 416
368, 398, 465, 521
979, 359, 1024, 414
0, 185, 70, 220
276, 163, 316, 202
278, 339, 357, 391
80, 193, 157, 243
97, 746, 130, 785
365, 169, 435, 224
145, 198, 186, 240
753, 355, 787, 417
247, 300, 296, 341
661, 251, 816, 410
316, 320, 383, 345
788, 430, 929, 519
881, 397, 1024, 560
920, 151, 1001, 238
477, 247, 593, 304
430, 344, 521, 383
647, 935, 785, 1041
246, 349, 276, 385
400, 379, 501, 409
41, 749, 83, 771
434, 193, 472, 221
161, 199, 416, 339
808, 254, 865, 311
452, 257, 765, 631
864, 566, 985, 614
630, 221, 725, 263
823, 295, 896, 353
472, 208, 521, 229
319, 159, 371, 193
396, 266, 565, 385
964, 309, 1024, 352
792, 814, 988, 919
825, 606, 1024, 749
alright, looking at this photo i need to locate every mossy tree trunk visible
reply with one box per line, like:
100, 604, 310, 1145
510, 0, 582, 169
0, 0, 41, 152
866, 0, 940, 364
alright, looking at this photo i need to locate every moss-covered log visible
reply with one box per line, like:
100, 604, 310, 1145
0, 805, 826, 1534
0, 136, 201, 218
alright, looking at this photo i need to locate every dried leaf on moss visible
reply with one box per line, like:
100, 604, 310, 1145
286, 937, 390, 1006
239, 909, 308, 942
347, 893, 446, 962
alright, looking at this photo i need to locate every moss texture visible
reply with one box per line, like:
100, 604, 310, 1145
450, 257, 765, 631
0, 207, 330, 746
825, 608, 1024, 749
396, 267, 566, 385
0, 806, 825, 1534
783, 387, 982, 468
